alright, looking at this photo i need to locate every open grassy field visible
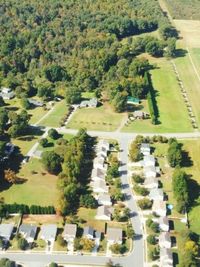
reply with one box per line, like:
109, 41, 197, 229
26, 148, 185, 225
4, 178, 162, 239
67, 104, 126, 132
39, 100, 68, 127
123, 56, 192, 133
189, 48, 200, 75
0, 158, 58, 207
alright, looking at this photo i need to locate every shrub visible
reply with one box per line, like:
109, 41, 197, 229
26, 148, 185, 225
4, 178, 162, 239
39, 138, 48, 147
134, 185, 149, 196
150, 222, 160, 233
137, 198, 152, 209
132, 175, 144, 184
147, 234, 157, 245
48, 128, 59, 140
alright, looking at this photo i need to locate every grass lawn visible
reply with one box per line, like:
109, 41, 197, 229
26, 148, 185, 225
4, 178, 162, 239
0, 158, 58, 207
29, 106, 48, 125
190, 48, 200, 76
67, 104, 126, 132
123, 56, 192, 133
39, 100, 68, 127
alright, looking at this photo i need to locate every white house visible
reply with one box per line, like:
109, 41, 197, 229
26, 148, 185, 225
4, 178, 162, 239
19, 224, 37, 243
159, 216, 169, 232
93, 156, 107, 171
40, 224, 57, 244
143, 155, 156, 167
92, 180, 109, 193
95, 206, 112, 221
107, 227, 122, 245
143, 166, 157, 178
160, 248, 173, 267
62, 224, 77, 242
98, 140, 110, 151
80, 98, 98, 108
159, 232, 171, 249
149, 188, 164, 201
83, 226, 94, 239
97, 193, 112, 206
0, 87, 15, 100
96, 146, 107, 158
140, 143, 151, 156
0, 224, 14, 241
152, 200, 167, 217
144, 176, 158, 189
91, 168, 106, 181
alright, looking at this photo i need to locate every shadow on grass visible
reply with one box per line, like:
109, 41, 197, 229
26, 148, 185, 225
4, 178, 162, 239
188, 176, 200, 207
181, 150, 193, 167
174, 48, 188, 58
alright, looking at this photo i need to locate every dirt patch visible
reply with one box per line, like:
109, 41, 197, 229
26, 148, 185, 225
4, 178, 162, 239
22, 214, 63, 225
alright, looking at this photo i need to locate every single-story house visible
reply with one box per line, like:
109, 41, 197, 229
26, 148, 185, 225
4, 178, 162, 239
92, 180, 109, 194
143, 155, 156, 167
97, 193, 112, 206
0, 224, 14, 241
144, 176, 158, 189
160, 248, 173, 267
94, 231, 101, 241
159, 216, 169, 232
143, 166, 157, 178
40, 224, 57, 243
107, 227, 122, 245
28, 98, 44, 107
19, 224, 37, 243
133, 111, 148, 120
91, 168, 106, 181
83, 226, 94, 239
98, 140, 110, 151
0, 87, 15, 100
140, 143, 151, 156
149, 188, 164, 201
62, 224, 77, 242
152, 200, 167, 217
96, 146, 108, 158
127, 96, 140, 105
159, 232, 171, 249
80, 98, 98, 108
93, 156, 107, 171
95, 206, 112, 221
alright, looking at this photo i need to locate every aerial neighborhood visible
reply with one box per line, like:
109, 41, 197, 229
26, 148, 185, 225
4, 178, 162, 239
0, 0, 200, 267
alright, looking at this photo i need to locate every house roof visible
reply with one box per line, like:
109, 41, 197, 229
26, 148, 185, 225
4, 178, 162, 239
93, 157, 105, 166
92, 168, 105, 179
144, 166, 157, 174
63, 224, 77, 237
98, 139, 110, 148
95, 231, 101, 239
160, 248, 173, 261
141, 143, 150, 150
107, 227, 122, 242
28, 99, 43, 107
19, 224, 37, 240
1, 87, 11, 94
144, 155, 155, 163
159, 216, 169, 226
144, 176, 158, 185
93, 180, 108, 190
159, 232, 171, 243
40, 224, 57, 240
0, 88, 15, 99
83, 226, 94, 237
98, 193, 111, 203
96, 206, 112, 218
80, 98, 97, 107
152, 200, 166, 211
149, 188, 164, 198
0, 223, 14, 240
133, 110, 144, 117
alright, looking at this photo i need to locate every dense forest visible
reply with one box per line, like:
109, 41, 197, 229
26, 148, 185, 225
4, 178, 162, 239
0, 0, 177, 109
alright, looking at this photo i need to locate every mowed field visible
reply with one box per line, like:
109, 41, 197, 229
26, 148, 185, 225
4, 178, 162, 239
0, 158, 58, 207
123, 56, 192, 133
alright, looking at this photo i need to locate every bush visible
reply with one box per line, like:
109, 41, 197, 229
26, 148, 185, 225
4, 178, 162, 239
48, 128, 59, 140
57, 234, 66, 247
146, 218, 153, 228
137, 198, 152, 210
39, 138, 48, 147
148, 246, 159, 261
49, 262, 58, 267
80, 194, 97, 208
17, 237, 28, 250
147, 234, 157, 245
132, 175, 144, 184
42, 151, 62, 174
134, 185, 149, 196
150, 222, 160, 233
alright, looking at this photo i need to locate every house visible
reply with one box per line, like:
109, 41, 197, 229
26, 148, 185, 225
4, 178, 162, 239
159, 217, 169, 232
83, 226, 94, 239
91, 168, 106, 181
62, 224, 77, 242
143, 166, 157, 178
4, 143, 15, 159
127, 96, 140, 105
107, 227, 122, 245
159, 232, 171, 249
94, 231, 101, 241
144, 176, 158, 189
160, 248, 173, 267
140, 143, 151, 156
149, 188, 164, 201
0, 224, 14, 241
143, 155, 156, 167
80, 98, 98, 108
28, 98, 44, 107
40, 224, 57, 243
96, 146, 108, 158
92, 180, 109, 193
152, 200, 167, 217
133, 111, 148, 120
19, 224, 37, 243
0, 87, 15, 100
93, 157, 107, 171
98, 140, 110, 151
97, 193, 112, 206
95, 206, 112, 221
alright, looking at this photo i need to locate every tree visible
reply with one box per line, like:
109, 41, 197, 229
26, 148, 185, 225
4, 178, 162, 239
160, 25, 178, 40
17, 237, 28, 250
39, 138, 48, 147
45, 65, 68, 82
0, 259, 16, 267
42, 151, 61, 174
21, 97, 31, 109
137, 198, 152, 210
145, 41, 163, 57
48, 128, 59, 140
65, 86, 81, 104
0, 96, 5, 107
127, 224, 135, 238
0, 108, 8, 133
49, 263, 58, 267
57, 234, 66, 247
80, 238, 95, 251
167, 139, 182, 167
80, 194, 97, 208
0, 141, 6, 158
129, 141, 141, 162
109, 243, 123, 254
4, 169, 18, 184
132, 175, 144, 184
164, 38, 176, 58
147, 234, 157, 245
111, 91, 127, 112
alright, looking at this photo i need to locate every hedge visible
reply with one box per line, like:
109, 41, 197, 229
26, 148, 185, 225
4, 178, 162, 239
3, 203, 55, 215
